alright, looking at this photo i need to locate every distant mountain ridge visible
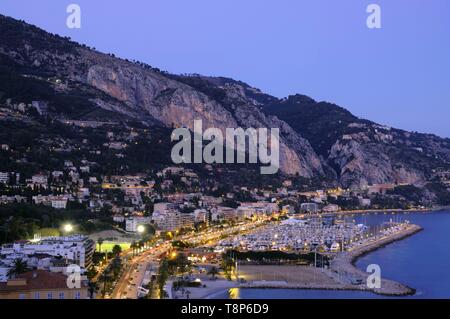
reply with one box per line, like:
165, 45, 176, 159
264, 94, 450, 187
1, 14, 450, 188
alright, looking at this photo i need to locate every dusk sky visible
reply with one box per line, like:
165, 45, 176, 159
1, 0, 449, 137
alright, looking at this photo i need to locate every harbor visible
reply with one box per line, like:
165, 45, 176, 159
209, 214, 424, 297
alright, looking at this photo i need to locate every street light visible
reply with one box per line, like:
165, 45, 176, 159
63, 224, 73, 233
137, 225, 145, 234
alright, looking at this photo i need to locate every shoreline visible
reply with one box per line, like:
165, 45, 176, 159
331, 223, 423, 296
317, 206, 450, 218
233, 224, 423, 297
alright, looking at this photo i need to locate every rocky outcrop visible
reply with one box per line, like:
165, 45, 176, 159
264, 94, 450, 188
329, 138, 424, 188
76, 50, 325, 177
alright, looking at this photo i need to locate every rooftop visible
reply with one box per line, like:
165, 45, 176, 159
0, 270, 70, 292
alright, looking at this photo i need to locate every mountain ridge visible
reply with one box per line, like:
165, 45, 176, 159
1, 14, 450, 188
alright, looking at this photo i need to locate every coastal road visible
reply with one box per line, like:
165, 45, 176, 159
111, 244, 170, 299
109, 219, 267, 299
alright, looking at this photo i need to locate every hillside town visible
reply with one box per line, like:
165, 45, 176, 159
0, 150, 443, 299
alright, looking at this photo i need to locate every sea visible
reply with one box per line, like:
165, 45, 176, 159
212, 210, 450, 299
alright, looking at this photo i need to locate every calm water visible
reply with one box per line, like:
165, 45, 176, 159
215, 210, 450, 299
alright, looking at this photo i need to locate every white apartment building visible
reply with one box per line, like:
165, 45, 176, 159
0, 172, 9, 184
125, 216, 152, 232
31, 174, 48, 184
152, 211, 195, 232
0, 235, 94, 270
52, 171, 64, 179
216, 206, 238, 221
78, 188, 90, 198
153, 202, 178, 214
64, 161, 74, 168
152, 202, 196, 231
32, 195, 70, 209
193, 209, 208, 223
237, 202, 279, 218
300, 202, 319, 214
0, 172, 19, 185
112, 215, 126, 223
236, 207, 254, 219
0, 195, 27, 204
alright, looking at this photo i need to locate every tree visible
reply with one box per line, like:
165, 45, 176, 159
7, 258, 29, 277
207, 266, 219, 280
138, 240, 145, 251
111, 256, 122, 279
88, 281, 98, 299
168, 253, 191, 275
99, 272, 111, 298
146, 223, 156, 236
130, 241, 137, 256
112, 244, 122, 257
157, 259, 169, 299
221, 255, 235, 281
86, 267, 97, 280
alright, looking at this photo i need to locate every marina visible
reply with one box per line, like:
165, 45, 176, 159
212, 210, 450, 299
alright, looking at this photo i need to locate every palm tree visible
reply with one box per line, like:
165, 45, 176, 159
157, 259, 169, 299
112, 244, 122, 257
145, 279, 156, 299
207, 266, 219, 280
88, 281, 98, 299
111, 256, 122, 279
139, 240, 147, 251
7, 258, 29, 277
130, 241, 137, 256
99, 272, 111, 298
221, 255, 235, 281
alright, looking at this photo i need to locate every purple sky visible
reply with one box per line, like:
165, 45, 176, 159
1, 0, 449, 137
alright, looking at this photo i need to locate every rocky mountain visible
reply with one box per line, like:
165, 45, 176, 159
1, 14, 450, 188
0, 14, 324, 178
264, 95, 450, 188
